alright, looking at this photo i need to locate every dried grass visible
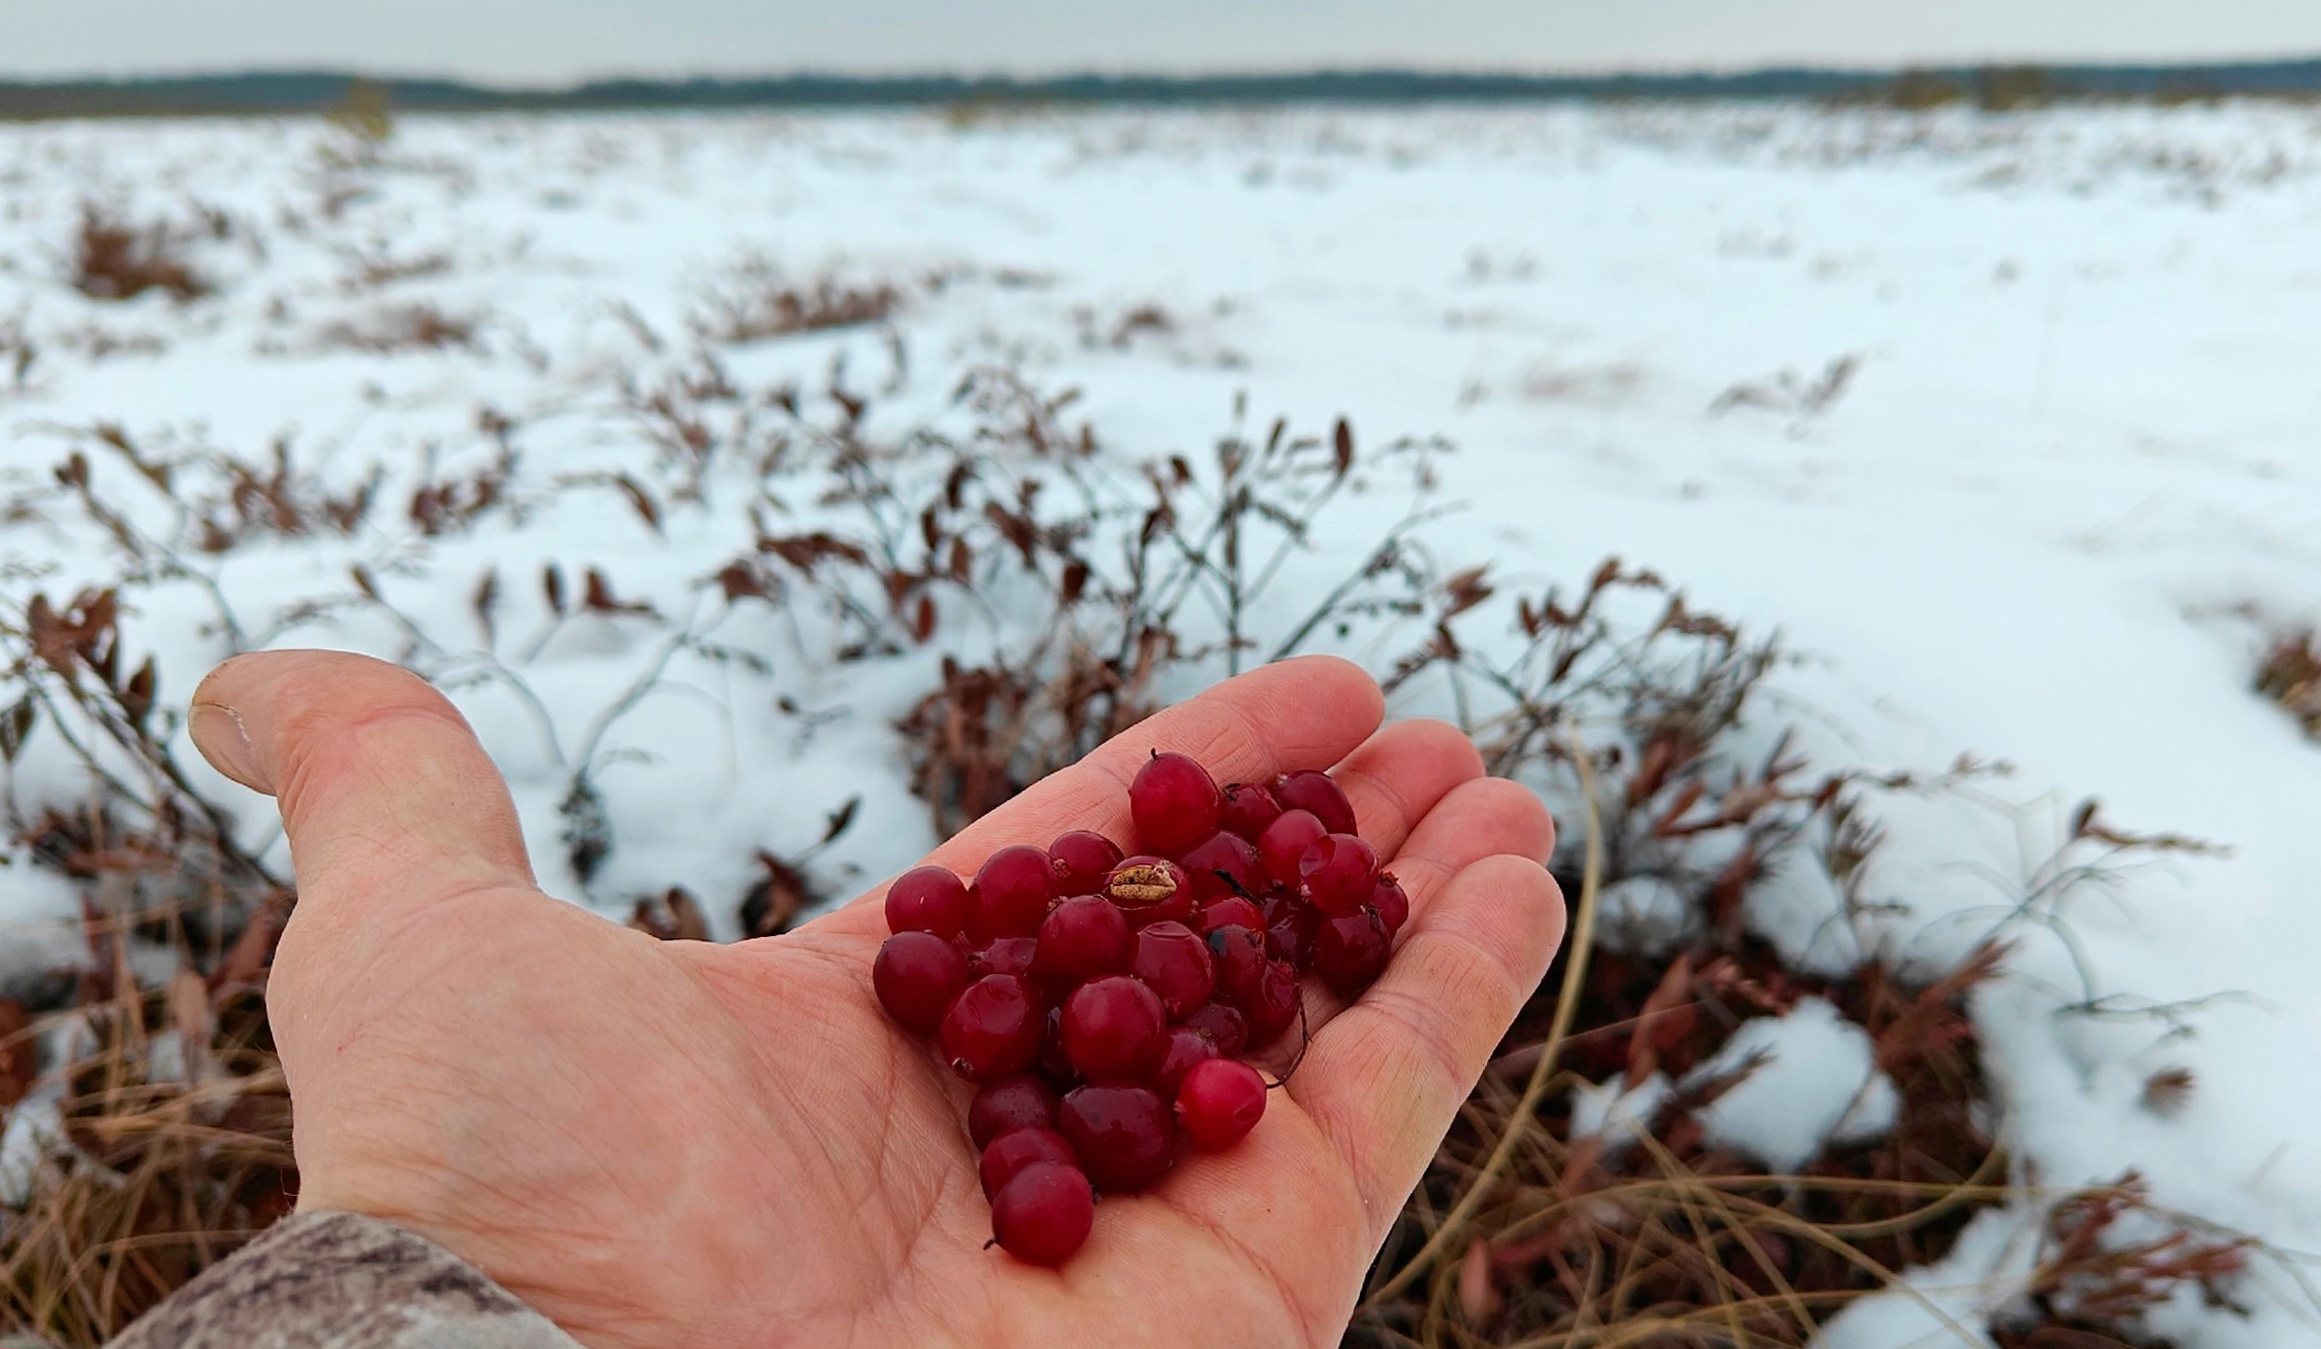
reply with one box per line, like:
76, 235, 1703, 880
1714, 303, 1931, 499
1, 579, 292, 1345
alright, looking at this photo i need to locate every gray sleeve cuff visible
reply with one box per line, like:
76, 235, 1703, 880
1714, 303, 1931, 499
107, 1210, 584, 1349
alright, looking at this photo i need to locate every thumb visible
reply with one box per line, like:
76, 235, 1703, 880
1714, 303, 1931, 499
189, 650, 537, 916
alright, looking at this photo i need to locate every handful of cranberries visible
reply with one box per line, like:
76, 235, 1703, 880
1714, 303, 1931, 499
871, 752, 1406, 1266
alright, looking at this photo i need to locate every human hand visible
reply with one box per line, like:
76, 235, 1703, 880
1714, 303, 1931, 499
188, 650, 1563, 1348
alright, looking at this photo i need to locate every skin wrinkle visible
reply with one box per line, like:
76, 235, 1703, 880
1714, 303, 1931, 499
685, 947, 962, 1307
1163, 1201, 1332, 1348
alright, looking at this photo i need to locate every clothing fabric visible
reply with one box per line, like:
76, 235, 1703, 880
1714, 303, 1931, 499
107, 1211, 582, 1349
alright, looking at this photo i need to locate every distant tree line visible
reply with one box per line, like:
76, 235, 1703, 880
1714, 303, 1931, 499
3, 61, 2318, 121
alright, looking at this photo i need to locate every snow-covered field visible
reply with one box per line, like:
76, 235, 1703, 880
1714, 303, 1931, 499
4, 101, 2321, 1344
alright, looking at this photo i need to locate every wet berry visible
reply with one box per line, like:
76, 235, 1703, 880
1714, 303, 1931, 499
1048, 831, 1124, 896
1205, 924, 1268, 1000
1153, 1025, 1221, 1095
1298, 833, 1380, 915
1059, 976, 1167, 1080
873, 932, 969, 1035
1059, 1082, 1175, 1193
1178, 830, 1264, 905
969, 1076, 1060, 1149
1130, 920, 1216, 1019
1371, 873, 1410, 937
970, 846, 1054, 941
1237, 957, 1301, 1048
1315, 908, 1392, 997
1034, 895, 1130, 988
990, 1163, 1094, 1266
1129, 752, 1224, 856
1256, 810, 1329, 889
1106, 856, 1195, 928
1218, 780, 1284, 841
970, 935, 1039, 981
885, 866, 969, 939
1266, 903, 1319, 970
939, 974, 1042, 1081
1179, 1002, 1249, 1057
979, 1126, 1079, 1200
1273, 769, 1357, 835
1198, 895, 1265, 935
1176, 1058, 1267, 1150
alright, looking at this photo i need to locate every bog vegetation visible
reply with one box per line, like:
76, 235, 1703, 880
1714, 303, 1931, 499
0, 135, 2309, 1348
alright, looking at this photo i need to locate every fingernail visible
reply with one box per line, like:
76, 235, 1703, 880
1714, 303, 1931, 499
189, 702, 269, 791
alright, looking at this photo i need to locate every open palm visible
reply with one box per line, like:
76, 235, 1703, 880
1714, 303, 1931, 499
188, 651, 1563, 1349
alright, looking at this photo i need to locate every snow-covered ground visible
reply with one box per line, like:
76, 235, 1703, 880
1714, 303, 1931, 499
3, 102, 2321, 1344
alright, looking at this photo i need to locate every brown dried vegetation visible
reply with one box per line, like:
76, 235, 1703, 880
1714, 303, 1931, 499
2256, 626, 2321, 740
315, 302, 479, 353
0, 346, 2282, 1349
692, 259, 902, 344
68, 207, 215, 303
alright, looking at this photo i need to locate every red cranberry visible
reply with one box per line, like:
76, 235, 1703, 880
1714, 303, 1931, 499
1176, 1058, 1267, 1150
1153, 1025, 1221, 1095
1218, 780, 1284, 841
970, 846, 1054, 941
1236, 958, 1301, 1048
1129, 751, 1224, 856
1256, 810, 1328, 889
1298, 833, 1380, 915
969, 1076, 1060, 1149
1198, 895, 1266, 935
1266, 902, 1319, 970
979, 1126, 1080, 1200
1034, 895, 1129, 988
1178, 830, 1264, 905
1059, 976, 1167, 1080
1058, 1082, 1175, 1193
939, 974, 1042, 1081
1315, 908, 1392, 997
872, 932, 968, 1035
970, 936, 1039, 980
1129, 921, 1216, 1019
1371, 873, 1410, 937
1048, 830, 1124, 896
1205, 924, 1268, 1000
1179, 1002, 1248, 1057
1273, 769, 1357, 835
990, 1163, 1093, 1266
884, 866, 969, 939
1106, 856, 1195, 928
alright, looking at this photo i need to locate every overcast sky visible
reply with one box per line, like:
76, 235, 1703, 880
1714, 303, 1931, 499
12, 0, 2321, 85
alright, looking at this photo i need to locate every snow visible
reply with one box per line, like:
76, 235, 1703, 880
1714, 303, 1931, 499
1690, 996, 1899, 1173
3, 101, 2321, 1341
0, 849, 89, 999
1813, 1207, 2027, 1349
1567, 1070, 1672, 1153
1743, 850, 1866, 978
1596, 873, 1699, 954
